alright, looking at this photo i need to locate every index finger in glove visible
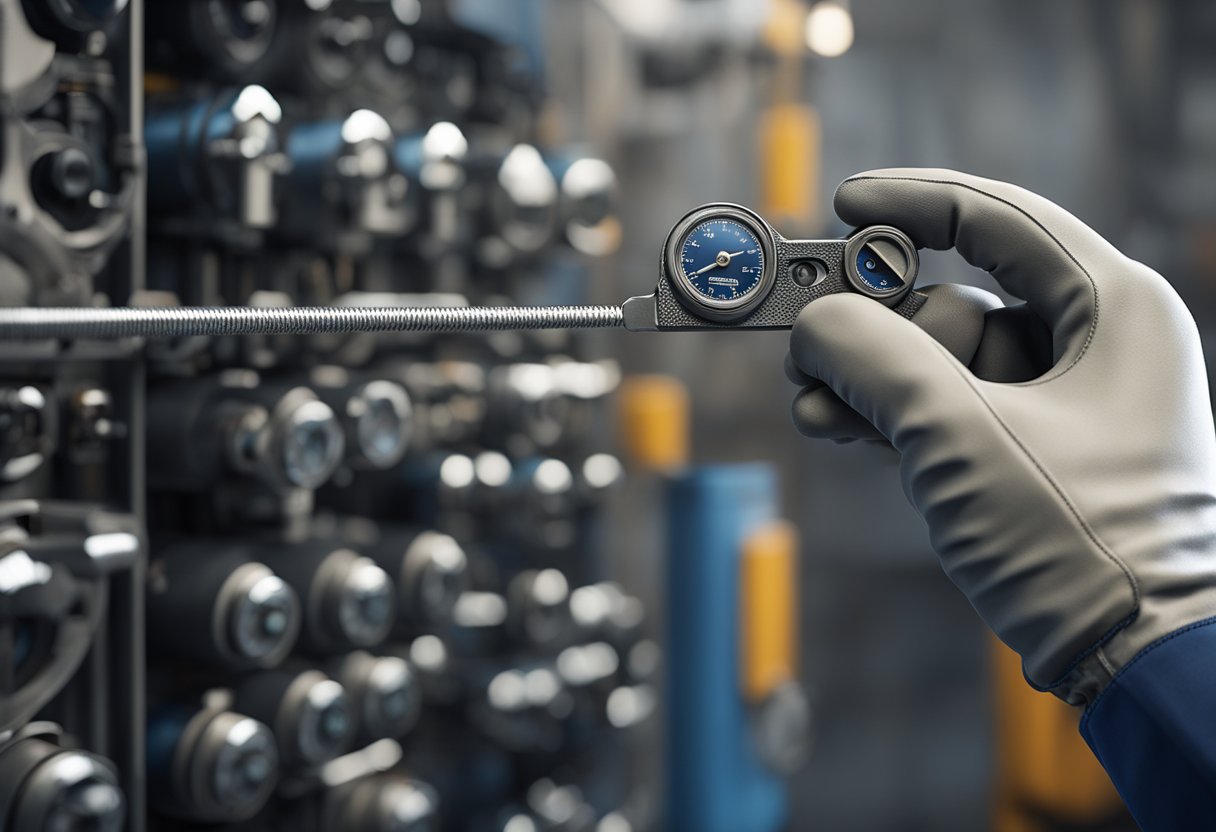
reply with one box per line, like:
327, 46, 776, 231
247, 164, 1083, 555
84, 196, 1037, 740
835, 168, 1125, 368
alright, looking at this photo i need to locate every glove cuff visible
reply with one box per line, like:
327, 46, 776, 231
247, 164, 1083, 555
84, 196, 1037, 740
1038, 592, 1216, 706
1044, 648, 1117, 707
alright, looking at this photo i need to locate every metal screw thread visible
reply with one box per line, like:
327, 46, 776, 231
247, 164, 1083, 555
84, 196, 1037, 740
0, 305, 625, 340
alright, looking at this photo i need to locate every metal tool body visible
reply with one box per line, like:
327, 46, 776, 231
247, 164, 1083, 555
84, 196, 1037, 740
0, 204, 920, 340
624, 202, 920, 330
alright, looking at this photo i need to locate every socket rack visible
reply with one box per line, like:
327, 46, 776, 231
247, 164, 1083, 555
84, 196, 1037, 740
0, 2, 653, 831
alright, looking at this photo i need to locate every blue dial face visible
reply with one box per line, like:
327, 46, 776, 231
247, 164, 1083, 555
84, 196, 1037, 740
679, 218, 765, 303
854, 246, 905, 293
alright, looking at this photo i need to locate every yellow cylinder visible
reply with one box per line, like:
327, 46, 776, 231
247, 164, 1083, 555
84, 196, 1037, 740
618, 375, 691, 473
759, 103, 821, 230
739, 520, 799, 703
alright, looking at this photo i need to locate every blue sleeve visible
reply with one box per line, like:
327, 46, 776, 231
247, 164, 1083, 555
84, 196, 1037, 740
1080, 617, 1216, 831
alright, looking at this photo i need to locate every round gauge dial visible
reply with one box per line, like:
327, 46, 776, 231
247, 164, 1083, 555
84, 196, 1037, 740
842, 225, 919, 306
679, 218, 765, 302
665, 205, 776, 321
853, 246, 904, 294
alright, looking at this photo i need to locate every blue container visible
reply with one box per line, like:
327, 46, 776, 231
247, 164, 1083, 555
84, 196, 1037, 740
665, 464, 787, 832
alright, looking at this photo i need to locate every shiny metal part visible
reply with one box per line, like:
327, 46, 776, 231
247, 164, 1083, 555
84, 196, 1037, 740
0, 304, 627, 340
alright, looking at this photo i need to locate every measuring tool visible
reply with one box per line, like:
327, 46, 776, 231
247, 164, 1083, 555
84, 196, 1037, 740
0, 203, 921, 340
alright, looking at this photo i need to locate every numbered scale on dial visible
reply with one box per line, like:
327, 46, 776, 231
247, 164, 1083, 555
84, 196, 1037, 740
664, 205, 779, 322
678, 217, 766, 303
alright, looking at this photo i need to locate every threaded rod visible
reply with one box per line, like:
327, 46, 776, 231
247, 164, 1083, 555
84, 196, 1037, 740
0, 305, 626, 340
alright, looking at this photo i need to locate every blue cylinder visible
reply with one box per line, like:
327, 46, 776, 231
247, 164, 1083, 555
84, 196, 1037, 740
665, 464, 787, 832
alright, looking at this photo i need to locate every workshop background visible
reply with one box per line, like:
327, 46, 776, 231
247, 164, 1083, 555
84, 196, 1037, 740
0, 0, 1212, 830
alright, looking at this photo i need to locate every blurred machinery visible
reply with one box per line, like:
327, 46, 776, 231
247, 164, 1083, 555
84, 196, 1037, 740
5, 0, 1191, 829
0, 0, 651, 829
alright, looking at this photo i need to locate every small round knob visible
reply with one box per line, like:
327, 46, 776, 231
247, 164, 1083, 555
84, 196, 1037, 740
11, 749, 125, 832
49, 148, 95, 201
225, 568, 301, 665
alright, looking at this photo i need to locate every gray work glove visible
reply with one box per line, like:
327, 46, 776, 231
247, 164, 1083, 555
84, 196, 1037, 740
787, 168, 1216, 704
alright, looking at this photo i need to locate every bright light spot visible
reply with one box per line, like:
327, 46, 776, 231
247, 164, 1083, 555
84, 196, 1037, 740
607, 685, 656, 728
417, 121, 466, 189
16, 386, 44, 409
439, 454, 475, 489
422, 122, 468, 162
0, 550, 52, 594
598, 813, 633, 832
424, 533, 466, 573
524, 668, 561, 704
487, 670, 526, 711
390, 783, 434, 822
533, 460, 572, 495
562, 158, 615, 202
341, 109, 392, 144
241, 1, 271, 25
557, 642, 619, 686
305, 679, 346, 715
499, 144, 557, 207
319, 738, 402, 786
409, 634, 446, 670
84, 532, 140, 561
46, 753, 95, 783
553, 360, 618, 399
226, 717, 263, 746
532, 569, 569, 605
582, 454, 623, 490
346, 559, 390, 600
474, 451, 512, 487
503, 816, 538, 832
247, 574, 287, 604
505, 363, 556, 401
569, 585, 612, 627
531, 781, 580, 823
452, 592, 507, 627
391, 0, 422, 24
231, 85, 282, 124
599, 0, 674, 39
805, 2, 854, 57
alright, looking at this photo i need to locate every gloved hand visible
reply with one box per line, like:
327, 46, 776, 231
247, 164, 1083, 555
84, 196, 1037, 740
787, 168, 1216, 704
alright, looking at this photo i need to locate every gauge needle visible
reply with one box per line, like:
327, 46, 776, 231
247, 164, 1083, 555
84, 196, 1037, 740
688, 251, 745, 276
